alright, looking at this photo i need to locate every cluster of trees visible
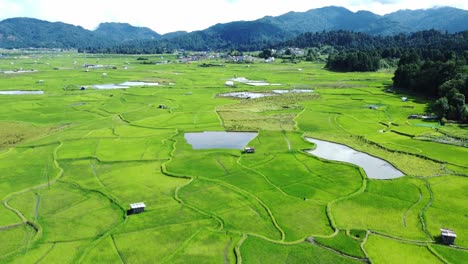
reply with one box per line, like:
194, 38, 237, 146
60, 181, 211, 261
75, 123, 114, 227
393, 51, 468, 123
324, 47, 466, 72
317, 30, 468, 72
433, 83, 468, 123
325, 50, 381, 71
79, 44, 167, 54
317, 30, 467, 123
281, 30, 468, 53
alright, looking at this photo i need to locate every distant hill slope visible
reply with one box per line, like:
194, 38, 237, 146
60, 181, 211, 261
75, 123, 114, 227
0, 18, 163, 49
111, 6, 468, 52
259, 6, 387, 34
94, 22, 161, 42
0, 17, 111, 48
109, 20, 291, 53
160, 31, 188, 39
109, 6, 468, 52
259, 6, 467, 35
384, 7, 468, 33
0, 6, 467, 50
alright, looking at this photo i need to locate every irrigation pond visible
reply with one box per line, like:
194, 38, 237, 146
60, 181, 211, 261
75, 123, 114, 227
184, 131, 258, 149
305, 137, 404, 179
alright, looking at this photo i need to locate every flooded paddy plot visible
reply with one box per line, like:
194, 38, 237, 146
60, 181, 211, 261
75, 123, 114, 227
219, 89, 313, 99
305, 137, 404, 179
87, 81, 160, 90
119, 81, 159, 86
1, 70, 38, 74
218, 92, 277, 99
0, 90, 44, 95
92, 84, 129, 89
230, 77, 281, 86
272, 89, 314, 94
184, 131, 258, 149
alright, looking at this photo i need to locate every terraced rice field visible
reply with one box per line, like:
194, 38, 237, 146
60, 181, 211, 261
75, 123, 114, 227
0, 51, 466, 263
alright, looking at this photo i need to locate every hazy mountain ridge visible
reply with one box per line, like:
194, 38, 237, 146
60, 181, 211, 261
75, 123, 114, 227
0, 6, 467, 49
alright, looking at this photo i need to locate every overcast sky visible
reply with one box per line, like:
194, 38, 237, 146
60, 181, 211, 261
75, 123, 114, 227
0, 0, 467, 34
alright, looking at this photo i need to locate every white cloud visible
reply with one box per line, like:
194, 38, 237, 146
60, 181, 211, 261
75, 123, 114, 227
0, 0, 466, 34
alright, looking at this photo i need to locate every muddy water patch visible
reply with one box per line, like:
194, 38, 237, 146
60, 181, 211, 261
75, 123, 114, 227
185, 131, 258, 149
305, 137, 404, 179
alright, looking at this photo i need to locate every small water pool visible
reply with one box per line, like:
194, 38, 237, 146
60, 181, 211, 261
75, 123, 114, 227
184, 131, 258, 149
305, 137, 404, 180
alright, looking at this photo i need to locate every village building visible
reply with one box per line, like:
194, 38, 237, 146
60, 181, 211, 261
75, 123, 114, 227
127, 202, 146, 215
244, 147, 255, 153
265, 57, 275, 63
440, 228, 457, 245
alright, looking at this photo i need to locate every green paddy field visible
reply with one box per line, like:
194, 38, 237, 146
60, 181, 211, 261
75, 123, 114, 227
0, 51, 466, 263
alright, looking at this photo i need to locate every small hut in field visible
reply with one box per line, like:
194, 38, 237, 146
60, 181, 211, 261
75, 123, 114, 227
440, 228, 456, 245
243, 147, 255, 153
127, 202, 146, 215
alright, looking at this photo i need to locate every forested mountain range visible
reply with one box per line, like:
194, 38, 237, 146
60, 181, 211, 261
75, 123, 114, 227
94, 22, 162, 42
0, 18, 162, 49
283, 30, 468, 52
0, 6, 467, 50
260, 6, 468, 35
0, 18, 111, 49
